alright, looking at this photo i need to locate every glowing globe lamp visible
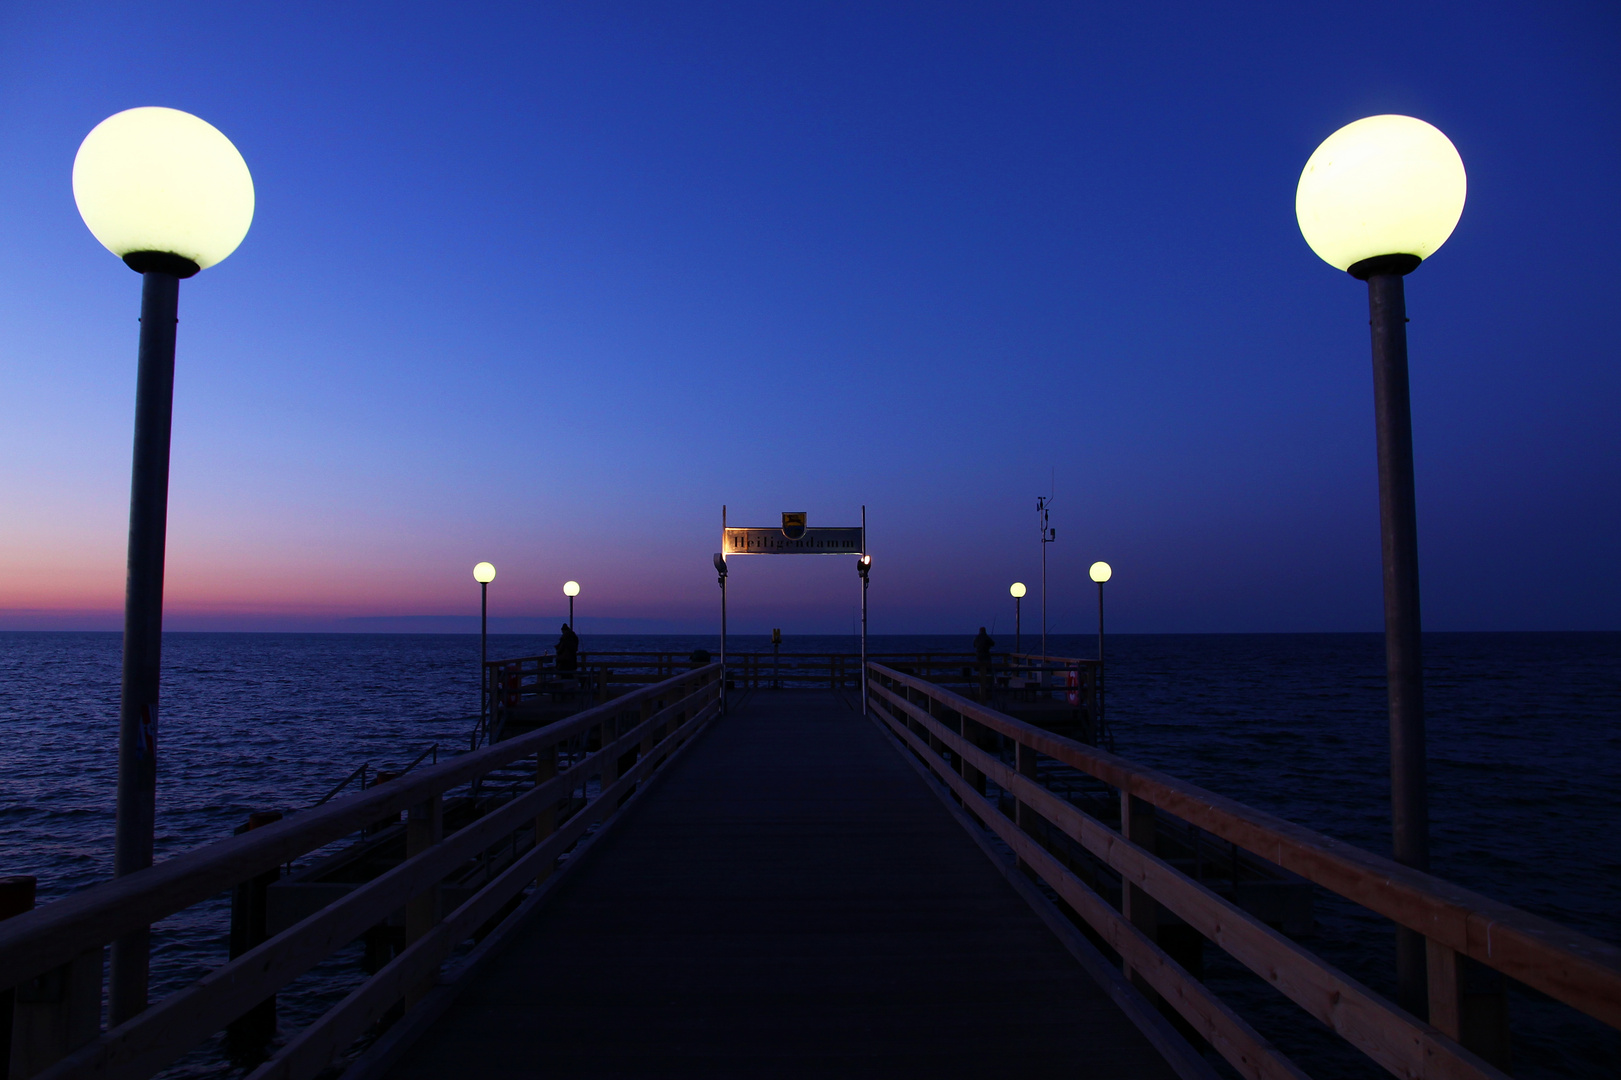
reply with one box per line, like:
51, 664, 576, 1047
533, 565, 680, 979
1295, 114, 1465, 278
1010, 582, 1026, 598
74, 107, 254, 276
563, 580, 580, 596
1296, 115, 1466, 1011
81, 106, 256, 1025
474, 562, 497, 584
1089, 562, 1112, 583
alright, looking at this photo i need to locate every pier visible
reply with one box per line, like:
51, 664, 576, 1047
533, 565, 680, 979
2, 659, 1619, 1079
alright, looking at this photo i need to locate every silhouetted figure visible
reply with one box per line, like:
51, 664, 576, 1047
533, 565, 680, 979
556, 623, 579, 677
689, 648, 711, 668
973, 627, 995, 662
973, 626, 995, 701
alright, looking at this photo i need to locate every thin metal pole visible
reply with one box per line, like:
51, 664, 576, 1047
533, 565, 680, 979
110, 270, 181, 1024
860, 576, 868, 716
1365, 266, 1430, 1015
568, 594, 573, 630
719, 573, 727, 714
1015, 597, 1021, 657
1038, 495, 1052, 666
1096, 580, 1105, 744
480, 580, 488, 736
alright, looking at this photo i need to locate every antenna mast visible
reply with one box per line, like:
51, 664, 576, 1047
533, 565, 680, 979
1037, 491, 1055, 662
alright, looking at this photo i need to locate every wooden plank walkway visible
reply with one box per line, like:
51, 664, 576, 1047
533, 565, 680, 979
379, 690, 1182, 1079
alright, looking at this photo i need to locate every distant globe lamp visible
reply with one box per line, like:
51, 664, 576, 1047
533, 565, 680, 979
76, 106, 255, 1025
472, 560, 498, 776
1088, 561, 1112, 749
1297, 114, 1466, 1014
1009, 582, 1026, 655
564, 580, 580, 628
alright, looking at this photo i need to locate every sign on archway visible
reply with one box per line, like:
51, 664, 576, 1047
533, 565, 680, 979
714, 507, 870, 713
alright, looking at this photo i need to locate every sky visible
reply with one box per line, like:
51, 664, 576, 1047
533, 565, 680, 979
0, 1, 1616, 636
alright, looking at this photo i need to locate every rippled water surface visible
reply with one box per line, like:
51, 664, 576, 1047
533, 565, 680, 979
1, 631, 1616, 1077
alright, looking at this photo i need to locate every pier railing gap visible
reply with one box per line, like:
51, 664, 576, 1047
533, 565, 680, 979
0, 666, 720, 1080
867, 662, 1621, 1080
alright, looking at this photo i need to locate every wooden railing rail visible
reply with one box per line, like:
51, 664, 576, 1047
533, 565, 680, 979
0, 665, 721, 1080
868, 662, 1621, 1078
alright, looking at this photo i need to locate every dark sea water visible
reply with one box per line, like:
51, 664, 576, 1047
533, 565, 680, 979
1, 631, 1616, 1078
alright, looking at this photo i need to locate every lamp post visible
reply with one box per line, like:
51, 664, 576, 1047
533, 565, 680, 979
563, 580, 580, 629
474, 562, 496, 740
73, 106, 254, 1023
713, 553, 728, 714
1297, 113, 1466, 1015
1010, 582, 1026, 658
857, 554, 872, 715
1089, 562, 1110, 744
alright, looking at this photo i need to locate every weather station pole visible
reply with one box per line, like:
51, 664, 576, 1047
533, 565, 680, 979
1037, 496, 1055, 666
72, 107, 255, 1023
1296, 114, 1466, 1016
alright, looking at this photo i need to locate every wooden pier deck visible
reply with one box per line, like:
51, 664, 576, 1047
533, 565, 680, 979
373, 690, 1180, 1079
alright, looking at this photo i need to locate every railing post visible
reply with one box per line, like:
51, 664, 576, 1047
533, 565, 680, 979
227, 811, 283, 1048
1120, 792, 1161, 997
959, 710, 986, 799
639, 696, 656, 766
1426, 939, 1512, 1069
4, 876, 105, 1078
598, 707, 620, 811
1014, 740, 1040, 877
404, 794, 443, 1008
534, 745, 557, 885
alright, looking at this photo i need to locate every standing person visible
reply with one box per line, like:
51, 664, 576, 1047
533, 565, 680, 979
973, 626, 996, 702
556, 623, 579, 677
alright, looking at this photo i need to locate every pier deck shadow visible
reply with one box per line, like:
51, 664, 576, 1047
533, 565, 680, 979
381, 690, 1181, 1079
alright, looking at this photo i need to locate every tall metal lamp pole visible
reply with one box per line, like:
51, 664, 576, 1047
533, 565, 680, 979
858, 554, 871, 715
474, 563, 496, 739
72, 107, 255, 1023
564, 580, 580, 630
1089, 563, 1111, 745
1296, 113, 1467, 1015
1010, 582, 1026, 660
713, 552, 728, 714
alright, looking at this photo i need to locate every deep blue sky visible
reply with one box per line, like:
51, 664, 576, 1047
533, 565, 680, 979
0, 2, 1616, 634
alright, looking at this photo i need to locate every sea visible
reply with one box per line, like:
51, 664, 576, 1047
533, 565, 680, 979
1, 631, 1617, 1078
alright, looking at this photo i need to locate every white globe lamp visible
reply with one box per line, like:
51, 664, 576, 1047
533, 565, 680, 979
1297, 114, 1466, 1012
81, 106, 257, 1025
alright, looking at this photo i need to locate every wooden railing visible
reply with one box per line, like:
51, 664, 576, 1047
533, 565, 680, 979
0, 665, 722, 1080
866, 662, 1621, 1080
485, 650, 1099, 704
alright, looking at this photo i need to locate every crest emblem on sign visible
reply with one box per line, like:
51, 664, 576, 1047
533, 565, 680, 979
781, 512, 807, 540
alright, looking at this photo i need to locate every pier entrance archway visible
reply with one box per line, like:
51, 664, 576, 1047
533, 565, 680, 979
713, 507, 869, 713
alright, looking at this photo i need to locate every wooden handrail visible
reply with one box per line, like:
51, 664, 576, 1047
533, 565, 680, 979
30, 678, 720, 1080
0, 664, 720, 996
868, 662, 1621, 1052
